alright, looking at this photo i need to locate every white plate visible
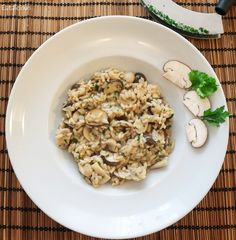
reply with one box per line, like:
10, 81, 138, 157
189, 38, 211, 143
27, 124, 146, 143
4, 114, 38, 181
6, 16, 229, 239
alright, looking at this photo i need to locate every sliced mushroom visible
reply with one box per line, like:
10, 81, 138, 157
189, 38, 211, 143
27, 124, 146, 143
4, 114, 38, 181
78, 163, 93, 177
85, 109, 109, 126
151, 157, 168, 169
112, 119, 133, 128
115, 115, 127, 121
62, 103, 74, 112
163, 60, 192, 88
114, 163, 147, 181
63, 119, 74, 128
134, 72, 147, 83
108, 69, 121, 80
104, 80, 123, 94
123, 72, 135, 83
91, 162, 110, 184
144, 133, 156, 145
185, 119, 208, 148
72, 111, 80, 122
83, 126, 96, 141
103, 139, 117, 152
70, 83, 80, 90
62, 101, 73, 108
101, 155, 121, 166
183, 91, 211, 117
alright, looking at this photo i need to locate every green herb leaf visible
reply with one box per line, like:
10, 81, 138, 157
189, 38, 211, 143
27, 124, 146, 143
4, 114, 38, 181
189, 70, 218, 98
202, 106, 230, 127
137, 135, 140, 141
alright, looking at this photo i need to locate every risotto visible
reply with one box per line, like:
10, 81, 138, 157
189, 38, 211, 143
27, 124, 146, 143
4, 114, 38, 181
56, 68, 174, 187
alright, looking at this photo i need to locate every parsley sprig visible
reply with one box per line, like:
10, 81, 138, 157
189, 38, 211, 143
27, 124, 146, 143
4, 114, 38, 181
187, 70, 229, 127
189, 70, 218, 98
202, 106, 230, 127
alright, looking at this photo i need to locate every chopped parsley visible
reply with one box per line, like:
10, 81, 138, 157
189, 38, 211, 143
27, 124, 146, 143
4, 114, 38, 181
147, 5, 209, 35
137, 135, 141, 141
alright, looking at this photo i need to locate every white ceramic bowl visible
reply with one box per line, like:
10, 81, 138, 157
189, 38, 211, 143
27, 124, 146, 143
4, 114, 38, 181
6, 16, 228, 239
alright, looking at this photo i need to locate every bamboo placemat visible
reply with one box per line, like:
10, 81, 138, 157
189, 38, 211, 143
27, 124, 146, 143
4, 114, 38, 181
0, 0, 235, 239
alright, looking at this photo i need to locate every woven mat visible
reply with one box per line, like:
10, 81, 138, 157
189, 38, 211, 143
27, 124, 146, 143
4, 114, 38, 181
0, 0, 235, 239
